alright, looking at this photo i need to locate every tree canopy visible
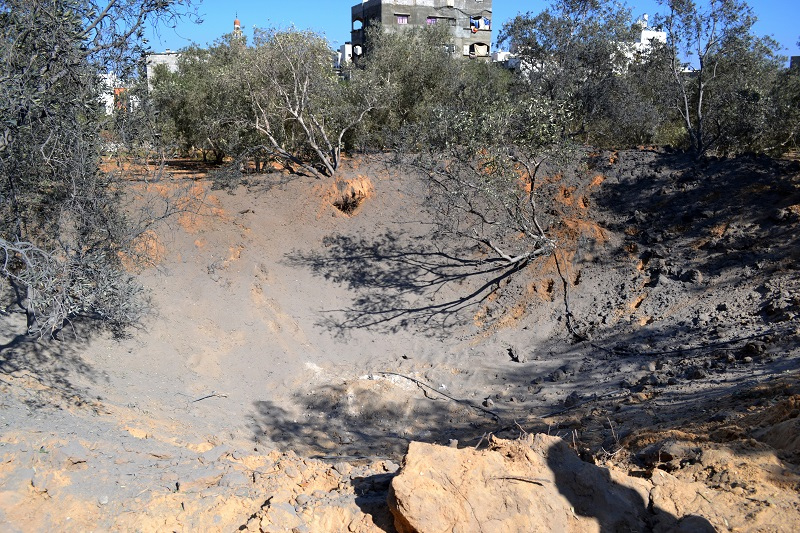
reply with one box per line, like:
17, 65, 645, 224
0, 0, 196, 336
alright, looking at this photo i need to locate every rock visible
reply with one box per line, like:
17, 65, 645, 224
201, 444, 232, 464
220, 470, 249, 488
57, 441, 90, 466
332, 462, 352, 478
389, 435, 658, 533
564, 391, 582, 408
283, 465, 302, 479
549, 369, 567, 382
482, 397, 494, 408
638, 440, 700, 469
742, 341, 766, 356
382, 460, 400, 473
685, 366, 707, 380
260, 502, 302, 533
680, 269, 703, 284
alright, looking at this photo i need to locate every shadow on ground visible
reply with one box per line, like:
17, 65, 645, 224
0, 311, 101, 409
285, 230, 524, 338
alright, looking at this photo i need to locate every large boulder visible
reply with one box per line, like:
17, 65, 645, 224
388, 434, 714, 533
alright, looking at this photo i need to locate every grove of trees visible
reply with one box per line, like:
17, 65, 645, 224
2, 0, 798, 337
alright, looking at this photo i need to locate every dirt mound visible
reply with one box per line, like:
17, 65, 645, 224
749, 395, 800, 460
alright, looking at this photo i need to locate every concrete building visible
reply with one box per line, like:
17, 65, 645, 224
144, 49, 180, 90
350, 0, 493, 59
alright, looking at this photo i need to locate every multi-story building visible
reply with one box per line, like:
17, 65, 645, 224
144, 49, 180, 90
350, 0, 493, 59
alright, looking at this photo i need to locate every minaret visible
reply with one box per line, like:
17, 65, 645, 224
233, 14, 242, 39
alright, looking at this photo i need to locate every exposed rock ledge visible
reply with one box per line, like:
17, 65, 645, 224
389, 435, 717, 533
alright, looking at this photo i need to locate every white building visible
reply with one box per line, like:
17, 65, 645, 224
623, 15, 667, 60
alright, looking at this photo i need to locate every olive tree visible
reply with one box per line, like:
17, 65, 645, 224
151, 35, 253, 163
355, 23, 462, 143
497, 0, 642, 144
245, 28, 378, 178
0, 0, 195, 336
654, 0, 784, 155
403, 65, 570, 270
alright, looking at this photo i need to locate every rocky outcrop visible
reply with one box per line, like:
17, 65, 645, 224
389, 434, 717, 533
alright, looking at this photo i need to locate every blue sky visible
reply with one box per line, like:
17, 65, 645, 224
147, 0, 799, 59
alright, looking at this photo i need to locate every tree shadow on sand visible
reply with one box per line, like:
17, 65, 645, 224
248, 378, 528, 460
0, 311, 102, 410
284, 230, 526, 338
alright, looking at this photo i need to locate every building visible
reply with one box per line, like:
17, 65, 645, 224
627, 15, 666, 57
350, 0, 493, 59
144, 49, 180, 90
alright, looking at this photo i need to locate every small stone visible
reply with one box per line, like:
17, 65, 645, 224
283, 465, 301, 479
332, 462, 351, 477
681, 269, 703, 284
383, 460, 400, 473
295, 494, 311, 507
482, 397, 494, 408
448, 439, 459, 448
685, 366, 707, 380
564, 391, 581, 408
98, 495, 109, 506
201, 444, 232, 464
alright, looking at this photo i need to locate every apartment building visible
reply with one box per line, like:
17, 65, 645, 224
350, 0, 493, 58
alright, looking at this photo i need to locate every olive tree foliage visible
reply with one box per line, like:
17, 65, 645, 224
245, 28, 379, 178
400, 57, 571, 269
766, 38, 800, 152
497, 0, 654, 145
654, 0, 784, 156
355, 23, 462, 144
151, 35, 253, 163
0, 0, 195, 336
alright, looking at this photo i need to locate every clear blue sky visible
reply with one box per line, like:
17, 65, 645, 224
147, 0, 799, 59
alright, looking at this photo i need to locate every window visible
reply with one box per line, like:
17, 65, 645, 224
426, 17, 437, 25
396, 15, 408, 25
470, 17, 491, 31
